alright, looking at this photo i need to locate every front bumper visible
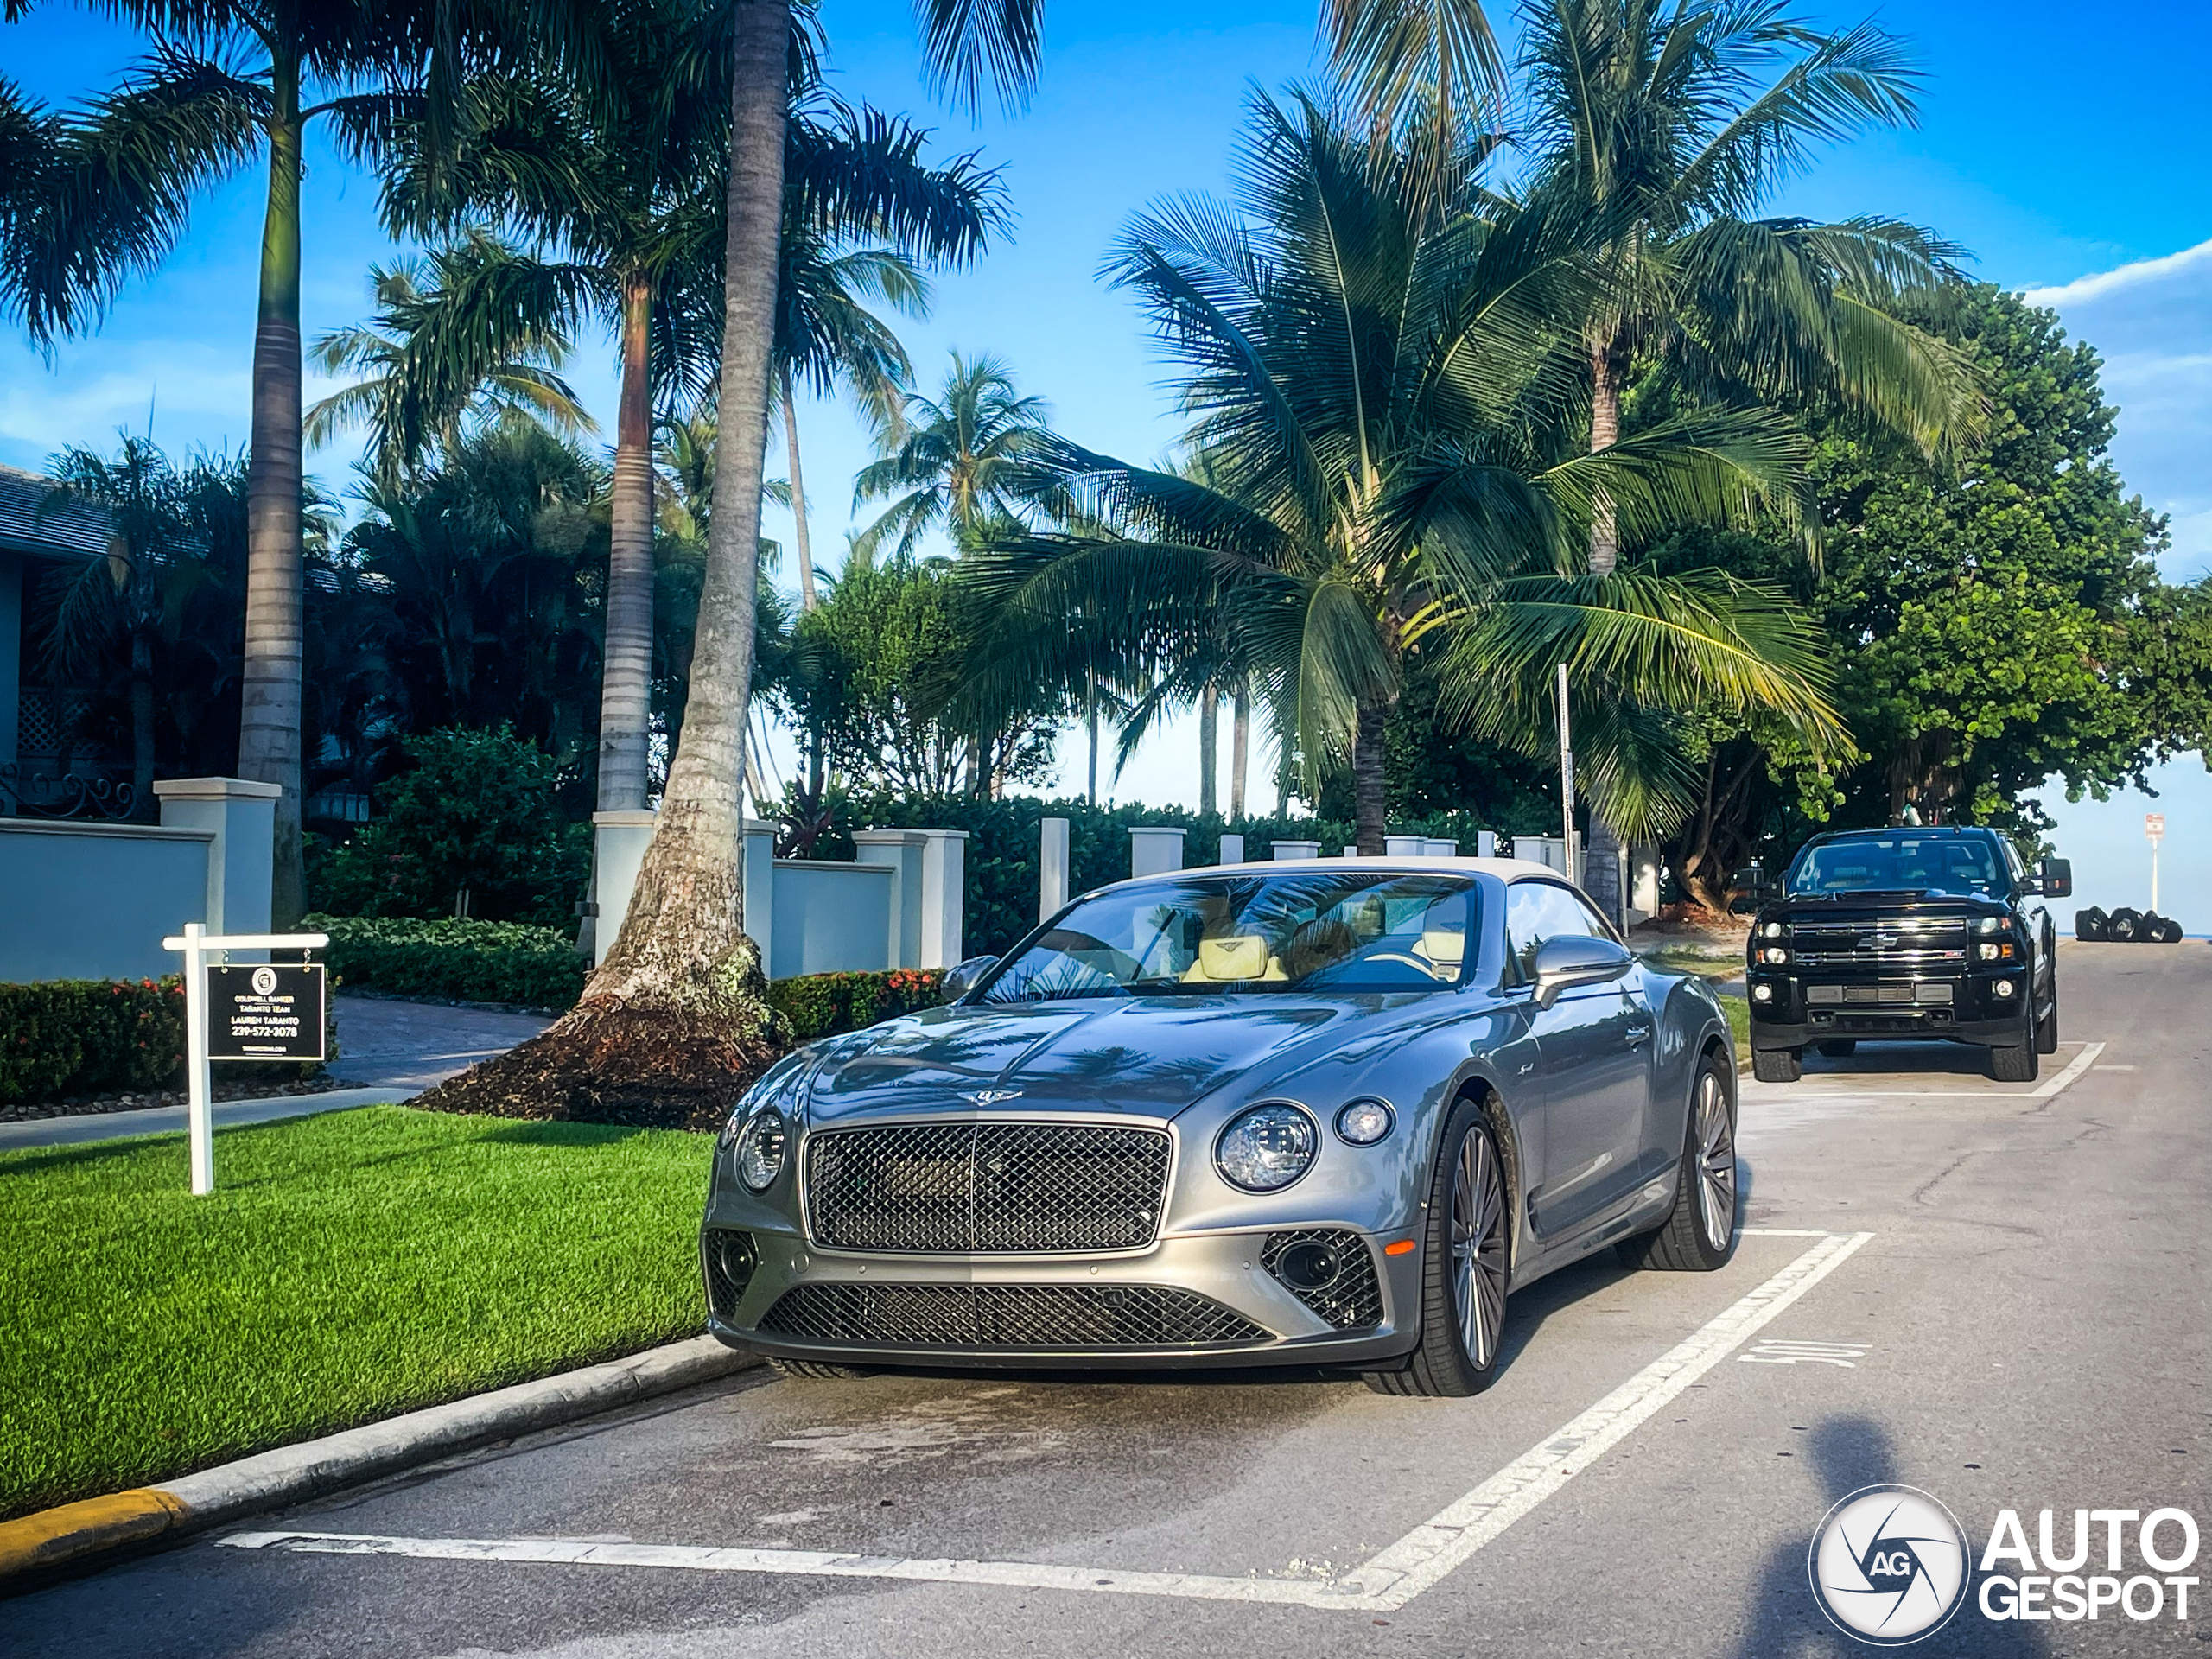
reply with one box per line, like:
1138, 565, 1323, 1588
698, 1212, 1422, 1370
1745, 970, 2032, 1049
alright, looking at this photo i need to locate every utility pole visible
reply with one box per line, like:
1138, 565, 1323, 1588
1557, 664, 1576, 887
2147, 812, 2164, 911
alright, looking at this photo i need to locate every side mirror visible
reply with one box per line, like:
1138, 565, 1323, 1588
1728, 862, 1771, 915
2038, 857, 2073, 899
1530, 935, 1633, 1007
939, 954, 998, 1002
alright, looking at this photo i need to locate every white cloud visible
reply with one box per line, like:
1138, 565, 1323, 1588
2023, 236, 2212, 307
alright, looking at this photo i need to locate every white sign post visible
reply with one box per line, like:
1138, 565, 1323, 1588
163, 924, 329, 1195
2146, 813, 2165, 912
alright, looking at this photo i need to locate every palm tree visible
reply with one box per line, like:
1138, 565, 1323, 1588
3, 0, 570, 923
852, 352, 1058, 562
964, 92, 1842, 855
1515, 0, 1978, 917
307, 243, 597, 486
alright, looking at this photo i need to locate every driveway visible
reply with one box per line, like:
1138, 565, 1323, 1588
6, 943, 2203, 1656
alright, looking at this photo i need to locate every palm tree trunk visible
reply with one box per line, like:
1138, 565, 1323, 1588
1583, 331, 1627, 925
597, 271, 657, 813
1587, 335, 1621, 577
1230, 682, 1249, 819
238, 54, 305, 924
780, 363, 819, 613
1198, 683, 1218, 816
129, 630, 156, 814
1352, 696, 1388, 854
589, 0, 788, 1006
1085, 665, 1099, 804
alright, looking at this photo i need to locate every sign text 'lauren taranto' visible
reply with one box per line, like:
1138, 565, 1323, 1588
207, 963, 328, 1061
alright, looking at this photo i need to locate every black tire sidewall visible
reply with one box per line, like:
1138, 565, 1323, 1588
1414, 1099, 1505, 1395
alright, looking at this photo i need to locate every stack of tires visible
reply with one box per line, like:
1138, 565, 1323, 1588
2077, 906, 2185, 944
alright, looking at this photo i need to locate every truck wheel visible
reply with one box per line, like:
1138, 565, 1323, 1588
1752, 1046, 1802, 1083
1989, 1018, 2039, 1083
1815, 1039, 1857, 1058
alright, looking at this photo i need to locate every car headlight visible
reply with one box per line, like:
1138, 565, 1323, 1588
1215, 1103, 1318, 1192
733, 1107, 789, 1192
1335, 1097, 1394, 1146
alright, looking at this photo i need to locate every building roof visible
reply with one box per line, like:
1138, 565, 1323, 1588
0, 464, 111, 561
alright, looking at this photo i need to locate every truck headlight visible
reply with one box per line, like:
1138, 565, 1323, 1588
1216, 1103, 1318, 1192
1760, 922, 1787, 939
1760, 946, 1789, 964
1975, 916, 2003, 936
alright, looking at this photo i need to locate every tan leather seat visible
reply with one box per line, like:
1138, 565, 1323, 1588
1180, 935, 1287, 982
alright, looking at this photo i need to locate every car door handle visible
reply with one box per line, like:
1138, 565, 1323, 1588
1624, 1025, 1652, 1047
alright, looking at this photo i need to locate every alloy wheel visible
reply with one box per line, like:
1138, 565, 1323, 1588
1694, 1070, 1737, 1251
1451, 1126, 1510, 1369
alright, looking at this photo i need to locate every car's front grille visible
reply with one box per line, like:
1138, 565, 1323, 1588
1788, 918, 1968, 973
757, 1282, 1272, 1349
1261, 1229, 1385, 1331
804, 1122, 1172, 1254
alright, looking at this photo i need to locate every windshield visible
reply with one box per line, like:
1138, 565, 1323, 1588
1786, 834, 2008, 898
979, 872, 1478, 1002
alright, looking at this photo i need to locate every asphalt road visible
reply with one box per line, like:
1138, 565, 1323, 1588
10, 942, 2208, 1656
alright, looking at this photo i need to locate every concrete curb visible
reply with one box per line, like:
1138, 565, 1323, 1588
0, 1335, 760, 1591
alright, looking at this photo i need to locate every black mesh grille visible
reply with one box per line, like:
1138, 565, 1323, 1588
804, 1122, 1172, 1253
758, 1282, 1271, 1348
702, 1230, 757, 1320
1261, 1230, 1386, 1330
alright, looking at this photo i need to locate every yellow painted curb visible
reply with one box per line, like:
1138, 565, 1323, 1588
0, 1487, 190, 1581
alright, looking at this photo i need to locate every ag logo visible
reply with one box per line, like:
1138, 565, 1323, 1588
251, 966, 279, 995
1809, 1484, 1971, 1644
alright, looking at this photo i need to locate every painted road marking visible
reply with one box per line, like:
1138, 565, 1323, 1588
1739, 1338, 1868, 1366
221, 1230, 1875, 1614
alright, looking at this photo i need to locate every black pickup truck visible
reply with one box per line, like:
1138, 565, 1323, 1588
1743, 825, 2071, 1084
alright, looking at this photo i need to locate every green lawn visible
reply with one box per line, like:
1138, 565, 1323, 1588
1720, 994, 1751, 1056
0, 1106, 712, 1522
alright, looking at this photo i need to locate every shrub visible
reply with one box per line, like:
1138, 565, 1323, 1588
767, 968, 945, 1042
307, 914, 588, 1010
308, 727, 589, 929
0, 977, 327, 1105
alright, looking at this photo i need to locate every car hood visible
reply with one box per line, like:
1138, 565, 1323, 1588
802, 995, 1427, 1124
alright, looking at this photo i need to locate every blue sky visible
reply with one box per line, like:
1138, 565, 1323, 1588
5, 0, 2209, 923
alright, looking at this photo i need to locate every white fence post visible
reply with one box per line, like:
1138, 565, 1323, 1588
1384, 835, 1427, 856
1273, 840, 1321, 861
1477, 830, 1497, 859
914, 829, 968, 969
1039, 817, 1070, 920
1128, 826, 1187, 877
1218, 833, 1245, 866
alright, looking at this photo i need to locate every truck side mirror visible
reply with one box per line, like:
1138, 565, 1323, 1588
2038, 857, 2073, 899
1728, 863, 1770, 915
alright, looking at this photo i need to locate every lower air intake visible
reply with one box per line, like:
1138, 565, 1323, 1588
758, 1282, 1272, 1349
1261, 1229, 1386, 1330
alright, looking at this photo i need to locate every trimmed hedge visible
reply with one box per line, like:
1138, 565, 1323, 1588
0, 977, 187, 1103
767, 968, 945, 1042
305, 914, 589, 1010
0, 976, 328, 1106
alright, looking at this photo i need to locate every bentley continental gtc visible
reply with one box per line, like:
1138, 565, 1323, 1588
702, 857, 1740, 1395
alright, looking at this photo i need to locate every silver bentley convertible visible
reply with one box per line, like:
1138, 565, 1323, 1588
701, 856, 1739, 1396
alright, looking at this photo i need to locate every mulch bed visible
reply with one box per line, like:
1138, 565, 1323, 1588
0, 1074, 348, 1126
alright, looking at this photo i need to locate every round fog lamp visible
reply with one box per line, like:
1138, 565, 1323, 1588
1752, 983, 1774, 1003
1993, 979, 2017, 999
1335, 1097, 1395, 1146
1216, 1103, 1318, 1192
734, 1107, 788, 1192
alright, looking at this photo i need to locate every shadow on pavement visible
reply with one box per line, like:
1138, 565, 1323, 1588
1728, 1415, 2049, 1657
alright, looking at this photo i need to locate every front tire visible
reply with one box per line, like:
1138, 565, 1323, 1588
1364, 1098, 1510, 1398
1752, 1046, 1802, 1083
1618, 1049, 1738, 1273
1989, 1007, 2040, 1083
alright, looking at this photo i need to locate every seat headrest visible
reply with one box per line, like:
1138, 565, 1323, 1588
1196, 936, 1270, 980
1417, 929, 1465, 968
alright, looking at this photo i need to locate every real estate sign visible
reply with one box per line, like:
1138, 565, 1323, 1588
207, 963, 328, 1061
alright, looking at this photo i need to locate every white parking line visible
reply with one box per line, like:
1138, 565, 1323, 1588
220, 1230, 1874, 1613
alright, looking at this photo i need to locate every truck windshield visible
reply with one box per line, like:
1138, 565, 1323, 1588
980, 871, 1478, 1001
1786, 835, 2006, 898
